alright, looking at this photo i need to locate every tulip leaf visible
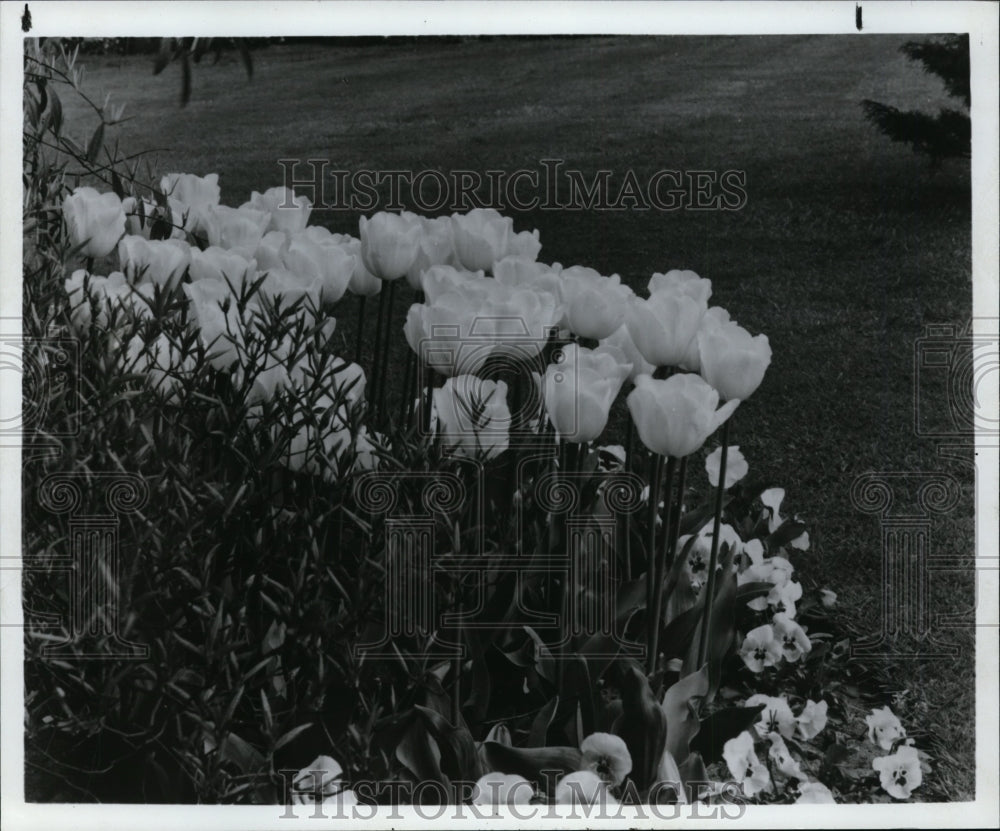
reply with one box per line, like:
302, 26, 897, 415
484, 722, 512, 746
522, 625, 556, 683
611, 659, 667, 790
690, 704, 766, 764
528, 695, 560, 748
683, 561, 738, 702
736, 581, 774, 603
414, 704, 482, 782
559, 653, 596, 738
679, 499, 723, 536
658, 596, 706, 660
650, 747, 685, 804
274, 721, 314, 752
677, 751, 710, 796
481, 742, 583, 786
50, 90, 63, 136
462, 653, 491, 726
218, 731, 264, 773
396, 716, 447, 786
661, 664, 710, 765
766, 520, 809, 551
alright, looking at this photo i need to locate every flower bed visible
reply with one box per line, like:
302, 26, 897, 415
22, 39, 933, 808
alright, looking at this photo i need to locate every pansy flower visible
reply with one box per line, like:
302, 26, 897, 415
772, 612, 811, 662
746, 694, 796, 739
796, 699, 829, 740
866, 706, 907, 750
722, 731, 770, 797
738, 625, 783, 673
873, 745, 922, 799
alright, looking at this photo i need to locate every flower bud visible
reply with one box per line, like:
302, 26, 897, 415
63, 187, 126, 258
626, 373, 739, 458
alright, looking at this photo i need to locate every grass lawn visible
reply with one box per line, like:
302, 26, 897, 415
59, 35, 975, 798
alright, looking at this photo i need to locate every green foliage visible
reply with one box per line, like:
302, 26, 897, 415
862, 35, 970, 167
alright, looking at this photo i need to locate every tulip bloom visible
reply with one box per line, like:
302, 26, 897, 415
404, 215, 456, 289
63, 186, 127, 258
255, 230, 291, 272
647, 269, 713, 305
189, 246, 257, 290
627, 373, 739, 459
507, 227, 542, 261
600, 323, 653, 381
543, 344, 631, 444
493, 257, 563, 315
433, 375, 511, 460
124, 332, 194, 402
283, 233, 353, 307
118, 235, 191, 290
359, 211, 422, 280
182, 280, 243, 370
450, 208, 514, 272
160, 172, 220, 214
243, 186, 312, 234
626, 290, 705, 368
559, 266, 630, 340
341, 238, 382, 296
204, 205, 271, 257
419, 264, 486, 304
697, 320, 771, 401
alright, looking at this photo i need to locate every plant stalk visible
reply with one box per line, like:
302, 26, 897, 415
644, 452, 665, 649
697, 420, 731, 667
648, 455, 676, 674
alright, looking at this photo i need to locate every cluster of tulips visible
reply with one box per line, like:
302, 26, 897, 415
62, 174, 771, 492
59, 173, 837, 803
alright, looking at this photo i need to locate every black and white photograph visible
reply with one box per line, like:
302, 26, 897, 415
2, 1, 997, 827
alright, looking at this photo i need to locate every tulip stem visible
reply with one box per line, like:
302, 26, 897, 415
376, 281, 396, 427
623, 418, 634, 581
422, 367, 435, 436
644, 453, 664, 654
452, 591, 462, 726
354, 296, 367, 366
648, 455, 676, 675
668, 456, 688, 570
697, 420, 730, 668
370, 289, 387, 424
400, 346, 415, 428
